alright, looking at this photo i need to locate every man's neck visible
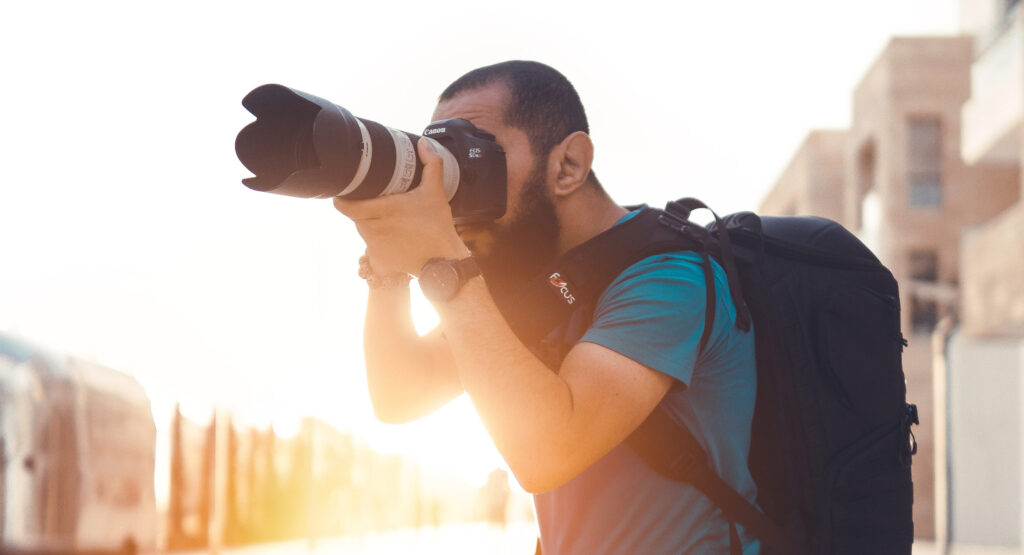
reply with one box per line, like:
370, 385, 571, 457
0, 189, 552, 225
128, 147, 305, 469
555, 190, 629, 257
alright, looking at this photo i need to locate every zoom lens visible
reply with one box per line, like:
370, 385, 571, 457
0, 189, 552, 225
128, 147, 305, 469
235, 84, 459, 201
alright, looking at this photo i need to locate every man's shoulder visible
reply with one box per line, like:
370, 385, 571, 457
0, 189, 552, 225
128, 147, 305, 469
582, 250, 718, 385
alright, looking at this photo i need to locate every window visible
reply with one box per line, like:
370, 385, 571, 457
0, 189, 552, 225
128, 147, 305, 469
909, 250, 939, 282
906, 117, 943, 208
1007, 0, 1020, 18
855, 141, 876, 230
857, 141, 876, 195
911, 297, 939, 334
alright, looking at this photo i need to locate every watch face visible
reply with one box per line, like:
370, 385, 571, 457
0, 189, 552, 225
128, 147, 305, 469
421, 261, 460, 301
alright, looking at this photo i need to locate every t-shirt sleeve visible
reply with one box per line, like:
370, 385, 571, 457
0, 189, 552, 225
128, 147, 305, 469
578, 253, 709, 388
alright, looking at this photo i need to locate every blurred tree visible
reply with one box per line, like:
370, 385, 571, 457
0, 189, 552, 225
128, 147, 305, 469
243, 427, 260, 543
224, 416, 241, 545
198, 412, 215, 546
262, 427, 282, 542
166, 404, 185, 549
479, 469, 510, 525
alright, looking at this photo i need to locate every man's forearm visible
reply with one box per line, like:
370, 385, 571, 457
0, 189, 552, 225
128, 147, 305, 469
432, 276, 582, 492
363, 284, 461, 423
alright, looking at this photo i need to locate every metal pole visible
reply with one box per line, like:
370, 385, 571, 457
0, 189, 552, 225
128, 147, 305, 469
932, 316, 955, 555
0, 436, 5, 544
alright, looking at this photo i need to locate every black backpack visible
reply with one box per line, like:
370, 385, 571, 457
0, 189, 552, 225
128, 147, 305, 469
503, 198, 918, 555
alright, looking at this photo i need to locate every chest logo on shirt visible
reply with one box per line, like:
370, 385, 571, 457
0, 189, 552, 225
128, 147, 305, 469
548, 273, 576, 305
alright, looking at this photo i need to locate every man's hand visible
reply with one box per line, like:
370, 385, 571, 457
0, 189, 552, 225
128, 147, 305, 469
334, 139, 469, 276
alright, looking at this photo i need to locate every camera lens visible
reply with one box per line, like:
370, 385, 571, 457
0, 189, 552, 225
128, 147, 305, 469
235, 84, 459, 201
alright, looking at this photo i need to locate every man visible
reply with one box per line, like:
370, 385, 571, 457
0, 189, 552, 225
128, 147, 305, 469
335, 61, 759, 554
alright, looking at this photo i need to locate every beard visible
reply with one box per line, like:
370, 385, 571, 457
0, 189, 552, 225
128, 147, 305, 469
471, 163, 560, 311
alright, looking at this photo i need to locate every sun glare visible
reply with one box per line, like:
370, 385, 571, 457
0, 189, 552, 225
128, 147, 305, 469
411, 279, 442, 335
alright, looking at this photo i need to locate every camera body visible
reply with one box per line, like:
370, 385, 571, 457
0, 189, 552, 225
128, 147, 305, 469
235, 84, 507, 224
421, 118, 507, 224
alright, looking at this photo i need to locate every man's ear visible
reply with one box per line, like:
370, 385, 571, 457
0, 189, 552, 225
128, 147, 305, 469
548, 131, 594, 198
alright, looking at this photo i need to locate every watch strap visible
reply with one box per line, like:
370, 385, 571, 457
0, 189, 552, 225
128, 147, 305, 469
422, 256, 480, 281
452, 256, 481, 282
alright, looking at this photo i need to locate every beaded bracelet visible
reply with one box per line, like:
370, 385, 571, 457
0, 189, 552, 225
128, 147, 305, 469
358, 255, 411, 289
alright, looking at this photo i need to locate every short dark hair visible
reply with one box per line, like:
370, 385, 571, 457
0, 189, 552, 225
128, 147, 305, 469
440, 60, 592, 162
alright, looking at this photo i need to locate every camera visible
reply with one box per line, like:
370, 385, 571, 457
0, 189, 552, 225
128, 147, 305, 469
235, 84, 507, 224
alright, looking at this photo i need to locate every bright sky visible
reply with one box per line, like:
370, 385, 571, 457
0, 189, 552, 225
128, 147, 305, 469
0, 0, 958, 491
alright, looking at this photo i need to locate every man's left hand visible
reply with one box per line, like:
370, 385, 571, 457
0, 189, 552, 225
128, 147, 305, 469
334, 138, 469, 276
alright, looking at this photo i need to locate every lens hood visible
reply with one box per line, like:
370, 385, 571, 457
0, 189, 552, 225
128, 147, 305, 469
236, 84, 365, 198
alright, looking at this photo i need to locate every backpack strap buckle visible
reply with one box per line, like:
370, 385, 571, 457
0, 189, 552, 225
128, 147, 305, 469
661, 198, 753, 333
906, 403, 919, 426
901, 403, 919, 468
657, 211, 708, 243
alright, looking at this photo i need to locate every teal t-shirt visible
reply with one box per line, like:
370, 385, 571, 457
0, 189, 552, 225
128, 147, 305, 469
533, 210, 760, 554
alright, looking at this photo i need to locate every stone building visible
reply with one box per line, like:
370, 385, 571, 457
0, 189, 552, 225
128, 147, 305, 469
939, 0, 1024, 550
759, 130, 847, 223
959, 0, 1024, 338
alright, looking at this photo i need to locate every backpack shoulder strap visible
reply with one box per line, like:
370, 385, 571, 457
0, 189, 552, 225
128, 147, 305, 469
628, 407, 782, 552
625, 199, 778, 552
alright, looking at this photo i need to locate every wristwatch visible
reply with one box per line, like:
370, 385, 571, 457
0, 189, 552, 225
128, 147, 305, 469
419, 256, 481, 302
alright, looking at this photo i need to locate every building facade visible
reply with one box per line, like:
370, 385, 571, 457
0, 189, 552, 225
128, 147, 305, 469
944, 0, 1024, 549
759, 130, 847, 222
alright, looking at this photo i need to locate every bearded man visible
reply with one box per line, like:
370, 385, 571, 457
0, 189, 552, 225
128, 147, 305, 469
335, 60, 759, 555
